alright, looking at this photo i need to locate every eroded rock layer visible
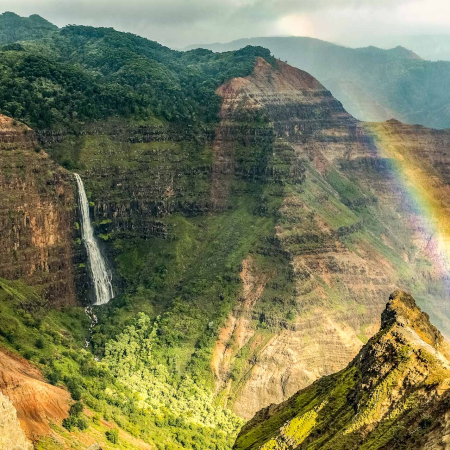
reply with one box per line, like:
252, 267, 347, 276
0, 115, 81, 306
210, 59, 450, 418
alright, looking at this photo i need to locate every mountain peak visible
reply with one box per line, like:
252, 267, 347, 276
387, 45, 423, 60
0, 11, 58, 46
381, 290, 444, 348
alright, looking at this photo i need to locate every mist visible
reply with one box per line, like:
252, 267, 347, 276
4, 0, 450, 49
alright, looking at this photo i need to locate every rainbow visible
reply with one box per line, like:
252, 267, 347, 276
364, 121, 450, 285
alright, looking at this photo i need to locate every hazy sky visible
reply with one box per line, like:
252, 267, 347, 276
5, 0, 450, 48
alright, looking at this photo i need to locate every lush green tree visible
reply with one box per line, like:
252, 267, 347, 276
106, 428, 119, 444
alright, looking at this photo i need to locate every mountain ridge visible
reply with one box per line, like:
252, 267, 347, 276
187, 35, 450, 129
234, 290, 450, 450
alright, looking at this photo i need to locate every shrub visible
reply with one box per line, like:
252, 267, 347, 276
46, 370, 59, 385
106, 428, 119, 444
66, 378, 82, 401
23, 350, 35, 360
69, 401, 83, 417
76, 416, 89, 431
62, 416, 76, 431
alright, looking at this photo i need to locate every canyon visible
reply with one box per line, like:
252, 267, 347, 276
2, 19, 450, 449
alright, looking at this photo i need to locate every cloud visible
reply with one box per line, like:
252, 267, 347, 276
3, 0, 445, 48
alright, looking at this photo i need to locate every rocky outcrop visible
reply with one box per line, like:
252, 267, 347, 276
234, 291, 450, 449
0, 114, 81, 306
0, 392, 33, 450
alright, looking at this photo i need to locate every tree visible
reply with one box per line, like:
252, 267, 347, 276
106, 428, 119, 444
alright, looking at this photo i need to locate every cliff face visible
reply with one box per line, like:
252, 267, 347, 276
0, 115, 81, 307
29, 57, 450, 421
207, 59, 450, 419
234, 291, 450, 450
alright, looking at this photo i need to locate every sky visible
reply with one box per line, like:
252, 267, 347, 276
5, 0, 450, 49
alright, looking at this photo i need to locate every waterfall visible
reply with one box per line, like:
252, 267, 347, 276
74, 173, 114, 305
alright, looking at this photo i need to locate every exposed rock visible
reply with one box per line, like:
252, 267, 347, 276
210, 57, 450, 419
0, 114, 82, 306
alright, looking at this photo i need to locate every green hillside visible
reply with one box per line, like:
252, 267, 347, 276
0, 11, 57, 44
188, 36, 450, 129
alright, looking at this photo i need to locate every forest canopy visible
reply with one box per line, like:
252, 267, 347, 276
0, 24, 276, 129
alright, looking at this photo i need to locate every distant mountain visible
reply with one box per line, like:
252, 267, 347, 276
187, 36, 450, 129
343, 34, 450, 62
235, 291, 450, 450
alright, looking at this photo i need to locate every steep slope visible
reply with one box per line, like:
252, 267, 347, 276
188, 36, 450, 129
206, 58, 450, 419
234, 291, 450, 450
0, 346, 71, 439
0, 114, 83, 306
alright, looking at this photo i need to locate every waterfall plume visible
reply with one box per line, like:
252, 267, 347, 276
74, 173, 114, 305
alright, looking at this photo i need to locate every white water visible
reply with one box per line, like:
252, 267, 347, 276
74, 173, 114, 305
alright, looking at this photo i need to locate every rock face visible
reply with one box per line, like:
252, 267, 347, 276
209, 58, 450, 419
0, 114, 82, 306
0, 391, 33, 450
234, 291, 450, 450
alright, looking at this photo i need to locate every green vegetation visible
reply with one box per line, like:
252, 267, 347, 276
0, 278, 243, 449
62, 402, 88, 431
0, 23, 275, 129
106, 428, 119, 444
0, 12, 57, 45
